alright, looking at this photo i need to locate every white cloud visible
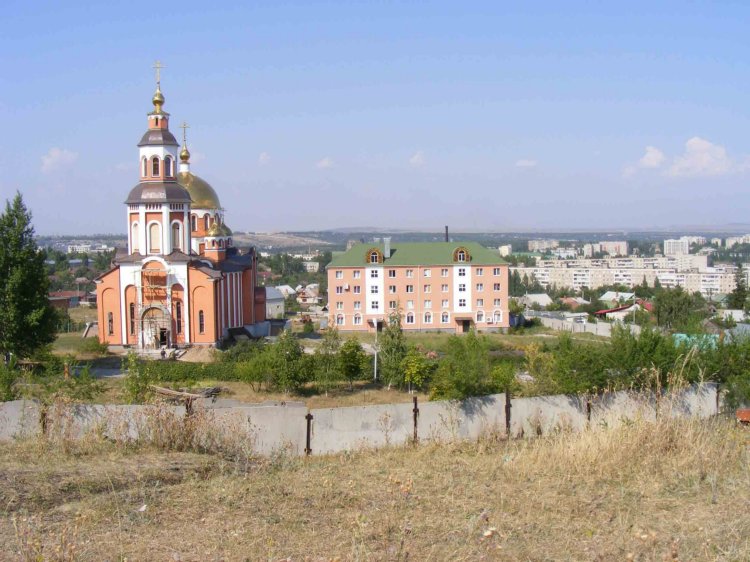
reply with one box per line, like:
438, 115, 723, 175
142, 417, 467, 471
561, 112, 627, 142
258, 151, 271, 165
666, 137, 732, 177
515, 159, 538, 168
41, 147, 78, 174
638, 146, 665, 169
316, 157, 334, 169
409, 150, 425, 167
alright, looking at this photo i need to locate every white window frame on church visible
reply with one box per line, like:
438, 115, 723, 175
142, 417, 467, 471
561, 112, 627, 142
147, 221, 161, 254
171, 221, 183, 252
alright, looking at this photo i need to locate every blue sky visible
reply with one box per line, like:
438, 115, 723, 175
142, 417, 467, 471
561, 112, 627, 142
1, 1, 749, 234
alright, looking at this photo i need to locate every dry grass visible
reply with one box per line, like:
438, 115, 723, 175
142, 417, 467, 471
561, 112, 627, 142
1, 411, 748, 561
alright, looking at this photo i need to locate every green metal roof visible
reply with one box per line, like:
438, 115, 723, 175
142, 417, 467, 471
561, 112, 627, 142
328, 242, 507, 268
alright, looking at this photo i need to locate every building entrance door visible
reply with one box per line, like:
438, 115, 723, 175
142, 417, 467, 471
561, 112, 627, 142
461, 320, 471, 333
142, 307, 170, 349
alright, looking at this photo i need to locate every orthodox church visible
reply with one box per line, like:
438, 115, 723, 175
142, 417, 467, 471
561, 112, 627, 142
95, 74, 266, 349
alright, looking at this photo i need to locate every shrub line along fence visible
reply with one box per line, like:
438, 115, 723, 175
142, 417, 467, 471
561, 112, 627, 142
0, 383, 719, 456
524, 312, 642, 337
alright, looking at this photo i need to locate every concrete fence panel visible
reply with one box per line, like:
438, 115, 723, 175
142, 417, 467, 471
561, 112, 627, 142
0, 400, 40, 440
590, 390, 657, 427
510, 394, 587, 437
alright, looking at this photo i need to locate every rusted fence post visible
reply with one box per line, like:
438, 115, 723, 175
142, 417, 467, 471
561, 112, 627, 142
586, 397, 592, 424
504, 390, 512, 438
412, 396, 419, 445
305, 412, 313, 456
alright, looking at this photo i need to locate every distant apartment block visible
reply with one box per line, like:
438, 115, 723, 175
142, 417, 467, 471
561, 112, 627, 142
528, 239, 559, 252
663, 238, 690, 256
498, 244, 512, 257
711, 237, 723, 247
327, 240, 509, 333
302, 260, 320, 273
67, 243, 114, 254
582, 241, 629, 258
726, 234, 750, 248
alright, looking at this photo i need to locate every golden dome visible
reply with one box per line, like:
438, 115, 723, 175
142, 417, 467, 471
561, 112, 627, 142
219, 223, 233, 236
207, 222, 222, 237
176, 171, 221, 209
179, 144, 191, 162
152, 87, 165, 113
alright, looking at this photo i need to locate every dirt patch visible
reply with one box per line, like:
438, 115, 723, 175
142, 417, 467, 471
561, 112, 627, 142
178, 346, 217, 363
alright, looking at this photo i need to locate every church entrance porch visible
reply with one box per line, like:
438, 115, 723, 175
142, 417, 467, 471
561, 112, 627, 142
141, 307, 171, 349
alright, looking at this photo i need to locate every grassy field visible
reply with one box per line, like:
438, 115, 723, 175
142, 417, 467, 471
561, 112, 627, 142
1, 414, 747, 560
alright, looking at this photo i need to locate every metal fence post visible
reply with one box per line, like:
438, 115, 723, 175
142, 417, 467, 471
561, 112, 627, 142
305, 412, 313, 456
412, 396, 419, 445
505, 390, 512, 438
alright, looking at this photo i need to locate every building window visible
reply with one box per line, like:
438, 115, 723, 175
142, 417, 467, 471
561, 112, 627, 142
131, 222, 139, 253
493, 267, 501, 276
406, 285, 414, 293
148, 223, 161, 253
151, 156, 160, 177
407, 300, 414, 309
353, 270, 361, 279
477, 311, 484, 323
423, 284, 431, 293
476, 268, 483, 276
458, 268, 466, 277
336, 314, 345, 326
494, 311, 502, 323
389, 285, 396, 294
459, 298, 467, 307
335, 286, 343, 294
171, 222, 182, 252
176, 301, 182, 334
477, 298, 484, 307
458, 284, 466, 292
371, 301, 379, 310
353, 286, 361, 294
388, 270, 396, 278
476, 283, 484, 291
441, 268, 449, 277
424, 312, 432, 324
457, 250, 467, 262
142, 158, 147, 177
389, 300, 397, 309
199, 310, 205, 333
107, 312, 114, 335
441, 284, 448, 292
370, 251, 380, 264
424, 299, 432, 308
204, 215, 210, 231
336, 301, 343, 310
371, 286, 379, 294
353, 314, 362, 325
191, 215, 197, 232
354, 301, 361, 310
406, 312, 415, 324
370, 269, 379, 278
493, 283, 501, 291
494, 298, 501, 306
335, 270, 343, 279
441, 312, 449, 323
165, 156, 173, 177
406, 269, 414, 278
129, 303, 135, 335
442, 299, 449, 308
424, 269, 431, 278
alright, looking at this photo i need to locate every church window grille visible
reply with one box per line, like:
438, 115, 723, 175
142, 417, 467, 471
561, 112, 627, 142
199, 310, 205, 334
152, 157, 160, 177
176, 302, 182, 334
107, 312, 114, 335
129, 303, 135, 336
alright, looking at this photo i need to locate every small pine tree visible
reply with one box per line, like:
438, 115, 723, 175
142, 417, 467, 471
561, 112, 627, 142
0, 193, 57, 359
728, 263, 748, 310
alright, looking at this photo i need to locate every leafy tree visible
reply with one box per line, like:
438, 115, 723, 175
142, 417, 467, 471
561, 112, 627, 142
378, 312, 407, 388
0, 193, 57, 359
654, 287, 706, 331
123, 353, 153, 403
401, 347, 431, 392
727, 263, 748, 310
270, 330, 306, 393
430, 331, 496, 399
315, 328, 342, 394
339, 338, 366, 390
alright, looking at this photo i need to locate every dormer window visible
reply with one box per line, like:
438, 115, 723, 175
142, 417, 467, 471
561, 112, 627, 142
457, 250, 466, 262
365, 247, 383, 264
370, 251, 379, 263
452, 246, 471, 263
152, 157, 160, 177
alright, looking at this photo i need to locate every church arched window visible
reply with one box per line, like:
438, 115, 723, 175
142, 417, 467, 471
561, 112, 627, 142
204, 215, 210, 231
107, 312, 114, 335
129, 303, 135, 335
191, 215, 197, 232
164, 156, 173, 177
131, 222, 139, 253
171, 222, 182, 252
148, 222, 161, 253
175, 301, 182, 334
199, 310, 205, 334
152, 157, 160, 177
142, 158, 147, 177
